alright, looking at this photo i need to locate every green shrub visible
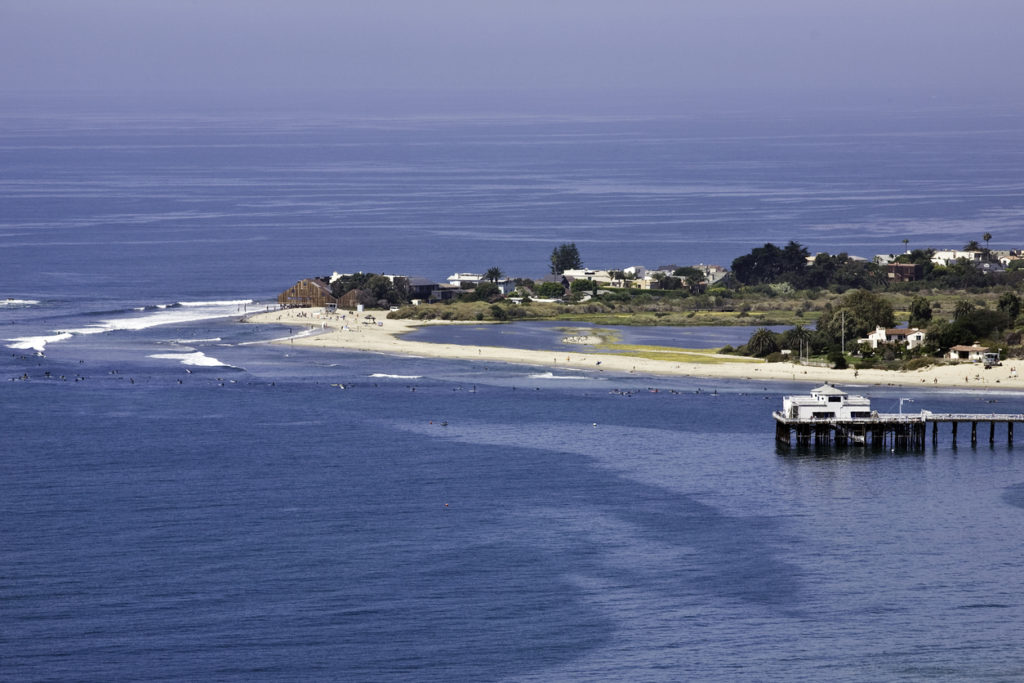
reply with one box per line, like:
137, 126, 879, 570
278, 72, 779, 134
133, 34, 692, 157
828, 349, 848, 369
903, 357, 937, 371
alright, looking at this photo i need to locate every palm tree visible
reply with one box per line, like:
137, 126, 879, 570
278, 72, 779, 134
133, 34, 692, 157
902, 238, 909, 253
954, 299, 975, 321
484, 267, 504, 283
746, 328, 779, 358
983, 232, 992, 250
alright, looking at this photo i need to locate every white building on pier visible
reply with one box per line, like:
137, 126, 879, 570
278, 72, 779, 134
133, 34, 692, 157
781, 384, 874, 420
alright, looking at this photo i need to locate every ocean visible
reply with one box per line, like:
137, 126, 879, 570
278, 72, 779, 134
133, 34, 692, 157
4, 98, 1024, 680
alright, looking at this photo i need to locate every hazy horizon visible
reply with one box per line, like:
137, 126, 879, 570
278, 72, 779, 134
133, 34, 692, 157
3, 1, 1024, 114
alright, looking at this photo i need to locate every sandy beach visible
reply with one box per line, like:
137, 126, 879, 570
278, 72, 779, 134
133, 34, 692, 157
245, 307, 1024, 390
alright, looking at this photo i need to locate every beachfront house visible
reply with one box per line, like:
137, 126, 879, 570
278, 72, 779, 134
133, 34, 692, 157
864, 326, 927, 350
404, 277, 440, 301
947, 344, 991, 363
446, 272, 516, 296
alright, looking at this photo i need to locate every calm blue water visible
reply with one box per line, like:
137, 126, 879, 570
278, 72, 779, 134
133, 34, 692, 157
4, 100, 1024, 680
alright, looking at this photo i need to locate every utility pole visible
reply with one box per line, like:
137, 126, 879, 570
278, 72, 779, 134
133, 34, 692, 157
841, 310, 846, 355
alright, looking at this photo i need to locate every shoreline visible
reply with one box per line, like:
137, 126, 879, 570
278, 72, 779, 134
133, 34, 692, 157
244, 307, 1024, 391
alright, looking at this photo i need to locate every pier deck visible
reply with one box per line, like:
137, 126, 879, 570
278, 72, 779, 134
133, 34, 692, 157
774, 411, 1024, 449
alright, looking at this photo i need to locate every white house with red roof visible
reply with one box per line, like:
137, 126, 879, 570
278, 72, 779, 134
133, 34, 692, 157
864, 326, 927, 350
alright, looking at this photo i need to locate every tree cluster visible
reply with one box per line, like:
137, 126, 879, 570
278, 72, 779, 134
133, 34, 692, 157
459, 281, 501, 303
730, 241, 809, 285
533, 281, 567, 298
731, 241, 882, 290
329, 272, 410, 307
550, 243, 583, 275
815, 290, 895, 343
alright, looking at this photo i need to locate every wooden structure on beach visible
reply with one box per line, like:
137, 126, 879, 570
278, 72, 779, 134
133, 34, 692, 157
774, 385, 1024, 449
278, 278, 338, 308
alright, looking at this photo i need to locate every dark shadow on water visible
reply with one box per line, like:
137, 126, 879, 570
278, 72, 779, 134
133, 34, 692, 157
776, 444, 927, 460
1001, 483, 1024, 510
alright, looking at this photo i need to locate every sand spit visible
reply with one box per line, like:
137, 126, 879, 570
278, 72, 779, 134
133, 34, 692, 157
244, 307, 1024, 390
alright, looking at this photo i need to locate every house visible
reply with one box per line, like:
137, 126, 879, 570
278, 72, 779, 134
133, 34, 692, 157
493, 279, 517, 295
698, 264, 729, 285
562, 269, 613, 285
978, 261, 1005, 274
947, 344, 990, 362
447, 273, 484, 288
994, 249, 1024, 267
931, 249, 984, 267
405, 277, 440, 300
885, 263, 922, 282
278, 278, 338, 308
446, 272, 517, 295
864, 326, 927, 350
781, 384, 874, 420
430, 283, 464, 301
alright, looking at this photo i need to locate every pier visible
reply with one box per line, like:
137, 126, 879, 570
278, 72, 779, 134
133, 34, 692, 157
773, 384, 1024, 450
774, 412, 1024, 449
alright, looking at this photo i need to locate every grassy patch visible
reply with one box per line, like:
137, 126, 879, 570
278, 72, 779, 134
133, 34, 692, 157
593, 342, 762, 364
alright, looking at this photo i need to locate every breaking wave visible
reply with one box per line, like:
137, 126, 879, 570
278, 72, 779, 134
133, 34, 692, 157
5, 299, 255, 353
528, 372, 597, 380
7, 332, 73, 353
177, 299, 253, 307
369, 373, 423, 379
148, 351, 233, 367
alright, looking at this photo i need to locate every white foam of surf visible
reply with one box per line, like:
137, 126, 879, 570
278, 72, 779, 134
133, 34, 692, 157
174, 337, 222, 344
6, 332, 73, 353
6, 300, 254, 352
68, 301, 251, 335
177, 299, 253, 307
528, 372, 596, 380
369, 373, 423, 379
148, 351, 229, 367
1, 299, 40, 307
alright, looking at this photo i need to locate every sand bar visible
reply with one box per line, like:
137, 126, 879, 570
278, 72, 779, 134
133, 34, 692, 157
245, 307, 1024, 390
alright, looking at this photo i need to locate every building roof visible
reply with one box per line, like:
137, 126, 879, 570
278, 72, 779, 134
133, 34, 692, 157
949, 344, 989, 352
811, 384, 846, 396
